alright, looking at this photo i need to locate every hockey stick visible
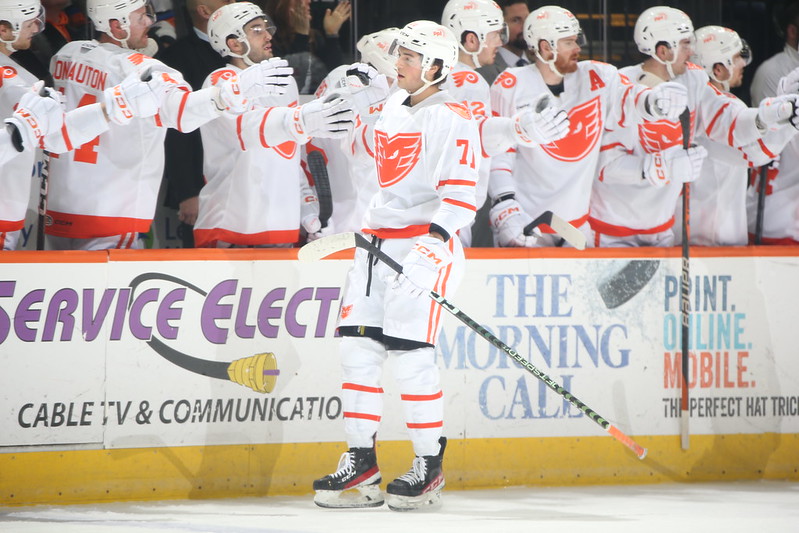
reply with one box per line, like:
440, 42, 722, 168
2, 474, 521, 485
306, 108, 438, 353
36, 82, 51, 250
679, 108, 691, 450
299, 232, 647, 459
754, 164, 768, 244
307, 150, 333, 228
523, 210, 587, 250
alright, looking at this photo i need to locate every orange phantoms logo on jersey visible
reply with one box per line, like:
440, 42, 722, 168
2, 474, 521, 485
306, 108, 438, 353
494, 70, 517, 89
451, 70, 480, 87
541, 96, 602, 162
638, 110, 695, 153
375, 130, 422, 187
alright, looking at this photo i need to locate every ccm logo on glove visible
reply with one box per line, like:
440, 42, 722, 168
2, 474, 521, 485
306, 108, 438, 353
411, 242, 447, 266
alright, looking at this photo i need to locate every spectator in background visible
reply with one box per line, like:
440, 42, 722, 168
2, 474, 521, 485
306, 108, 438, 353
263, 0, 350, 93
158, 0, 232, 247
476, 0, 529, 85
750, 0, 799, 105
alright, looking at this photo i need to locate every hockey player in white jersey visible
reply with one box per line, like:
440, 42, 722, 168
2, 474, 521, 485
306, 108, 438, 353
313, 20, 479, 512
441, 0, 571, 246
590, 7, 799, 247
0, 0, 157, 250
44, 0, 287, 250
193, 2, 353, 247
488, 5, 690, 248
745, 65, 799, 244
691, 26, 796, 246
306, 27, 398, 236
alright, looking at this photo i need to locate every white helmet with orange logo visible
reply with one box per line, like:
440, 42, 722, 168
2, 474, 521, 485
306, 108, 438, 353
634, 7, 694, 78
441, 0, 508, 68
208, 2, 275, 66
693, 25, 751, 92
390, 20, 459, 95
0, 0, 44, 51
357, 27, 400, 78
87, 0, 156, 48
524, 6, 585, 77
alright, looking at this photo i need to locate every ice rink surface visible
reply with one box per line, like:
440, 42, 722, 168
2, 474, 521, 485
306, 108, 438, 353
2, 481, 798, 533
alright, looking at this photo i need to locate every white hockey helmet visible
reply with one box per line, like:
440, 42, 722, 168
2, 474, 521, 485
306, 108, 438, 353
390, 20, 458, 95
0, 0, 44, 51
208, 2, 275, 66
357, 27, 400, 78
693, 25, 751, 90
441, 0, 508, 68
524, 6, 585, 77
86, 0, 155, 48
634, 6, 695, 61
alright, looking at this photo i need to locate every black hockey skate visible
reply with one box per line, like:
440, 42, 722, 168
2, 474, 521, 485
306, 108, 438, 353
313, 443, 384, 508
386, 437, 447, 511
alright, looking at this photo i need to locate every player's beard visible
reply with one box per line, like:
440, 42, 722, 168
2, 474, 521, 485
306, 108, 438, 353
554, 53, 579, 74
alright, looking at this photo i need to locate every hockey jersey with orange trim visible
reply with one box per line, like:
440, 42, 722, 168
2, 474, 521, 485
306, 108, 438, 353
194, 65, 305, 246
489, 61, 648, 225
46, 40, 221, 239
363, 89, 480, 239
0, 54, 108, 234
591, 64, 764, 236
442, 62, 492, 208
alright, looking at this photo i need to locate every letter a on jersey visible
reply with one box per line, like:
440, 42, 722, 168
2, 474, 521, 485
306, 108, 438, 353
375, 130, 422, 187
541, 96, 602, 162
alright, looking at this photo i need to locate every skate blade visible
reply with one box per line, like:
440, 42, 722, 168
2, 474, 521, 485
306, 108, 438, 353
314, 484, 384, 509
386, 490, 442, 512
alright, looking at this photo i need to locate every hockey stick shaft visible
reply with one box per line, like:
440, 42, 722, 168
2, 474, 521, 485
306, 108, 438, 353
350, 233, 647, 459
754, 164, 768, 245
679, 109, 691, 450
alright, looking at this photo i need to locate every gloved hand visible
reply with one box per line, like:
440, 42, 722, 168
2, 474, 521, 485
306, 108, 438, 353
104, 72, 161, 125
757, 94, 799, 131
644, 144, 708, 187
392, 235, 453, 298
778, 67, 799, 95
644, 82, 688, 121
214, 72, 249, 115
306, 221, 336, 242
489, 197, 538, 247
4, 82, 64, 151
338, 62, 391, 118
512, 93, 570, 145
294, 93, 355, 139
239, 57, 293, 98
300, 191, 322, 234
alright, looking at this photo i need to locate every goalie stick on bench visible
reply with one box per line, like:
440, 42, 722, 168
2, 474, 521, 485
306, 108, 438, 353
299, 228, 647, 460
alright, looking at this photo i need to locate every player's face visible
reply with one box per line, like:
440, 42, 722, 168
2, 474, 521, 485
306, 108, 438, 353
395, 47, 425, 92
4, 17, 42, 50
125, 5, 155, 49
727, 54, 746, 88
244, 17, 275, 63
669, 38, 694, 76
477, 28, 504, 66
553, 35, 581, 74
504, 2, 529, 49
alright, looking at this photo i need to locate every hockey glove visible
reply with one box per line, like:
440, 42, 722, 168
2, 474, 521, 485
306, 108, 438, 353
104, 72, 161, 125
778, 67, 799, 95
643, 144, 708, 187
339, 62, 390, 121
239, 57, 293, 98
512, 93, 570, 146
295, 94, 355, 140
300, 191, 322, 234
489, 197, 538, 247
214, 73, 249, 115
4, 82, 64, 151
756, 94, 799, 131
392, 236, 453, 298
643, 82, 688, 121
